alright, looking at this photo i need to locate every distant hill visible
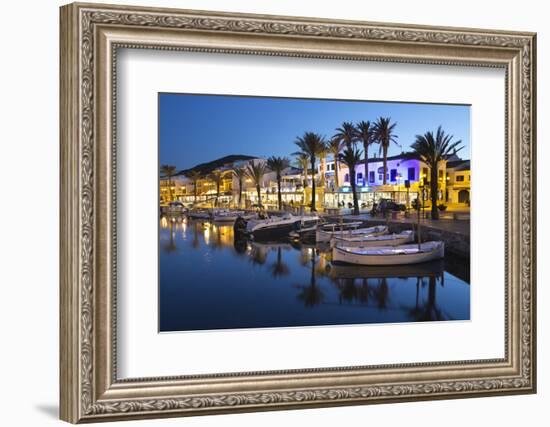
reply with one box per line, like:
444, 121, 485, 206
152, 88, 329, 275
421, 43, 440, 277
177, 154, 256, 176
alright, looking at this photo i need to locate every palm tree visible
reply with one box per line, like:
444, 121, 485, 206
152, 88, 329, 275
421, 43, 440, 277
339, 146, 363, 215
160, 165, 177, 201
373, 117, 399, 185
327, 138, 343, 189
411, 126, 463, 219
208, 170, 225, 207
267, 156, 290, 211
232, 167, 247, 208
293, 132, 326, 212
295, 153, 309, 189
245, 161, 267, 209
184, 170, 202, 204
318, 147, 328, 188
356, 120, 376, 186
333, 122, 358, 149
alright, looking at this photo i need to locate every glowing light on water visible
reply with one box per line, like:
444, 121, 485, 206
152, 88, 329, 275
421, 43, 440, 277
203, 224, 210, 245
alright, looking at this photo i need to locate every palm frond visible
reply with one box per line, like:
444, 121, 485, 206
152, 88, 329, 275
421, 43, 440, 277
245, 161, 268, 186
266, 156, 290, 178
338, 146, 363, 168
411, 125, 463, 167
373, 117, 400, 154
160, 164, 177, 178
333, 122, 358, 149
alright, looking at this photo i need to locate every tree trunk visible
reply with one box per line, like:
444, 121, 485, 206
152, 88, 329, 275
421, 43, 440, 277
350, 168, 360, 215
256, 184, 262, 208
238, 182, 242, 208
364, 144, 369, 186
430, 165, 439, 219
334, 156, 339, 188
277, 177, 282, 210
310, 157, 316, 212
320, 157, 326, 188
382, 147, 388, 185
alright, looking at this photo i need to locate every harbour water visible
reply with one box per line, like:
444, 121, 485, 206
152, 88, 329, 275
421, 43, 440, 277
159, 216, 470, 332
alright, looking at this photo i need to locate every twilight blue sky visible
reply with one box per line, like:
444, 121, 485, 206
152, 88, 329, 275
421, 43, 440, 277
159, 93, 470, 171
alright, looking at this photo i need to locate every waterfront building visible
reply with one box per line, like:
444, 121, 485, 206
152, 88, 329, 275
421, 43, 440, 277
160, 152, 470, 211
445, 159, 470, 204
320, 152, 470, 210
159, 175, 187, 204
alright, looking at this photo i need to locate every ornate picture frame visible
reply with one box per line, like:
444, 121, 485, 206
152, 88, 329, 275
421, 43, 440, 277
60, 2, 536, 423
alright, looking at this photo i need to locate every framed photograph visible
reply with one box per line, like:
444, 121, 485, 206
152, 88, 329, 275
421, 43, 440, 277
60, 2, 537, 423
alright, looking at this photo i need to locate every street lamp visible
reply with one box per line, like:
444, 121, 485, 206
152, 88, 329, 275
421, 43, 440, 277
419, 178, 426, 219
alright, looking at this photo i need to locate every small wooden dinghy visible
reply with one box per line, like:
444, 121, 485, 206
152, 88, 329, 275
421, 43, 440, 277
316, 224, 387, 243
332, 241, 444, 266
330, 230, 414, 248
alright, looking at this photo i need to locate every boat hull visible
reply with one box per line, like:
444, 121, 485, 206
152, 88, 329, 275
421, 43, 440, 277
332, 242, 444, 266
246, 215, 320, 241
250, 222, 299, 240
330, 230, 414, 248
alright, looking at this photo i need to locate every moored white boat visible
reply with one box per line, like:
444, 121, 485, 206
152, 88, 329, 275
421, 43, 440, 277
316, 224, 387, 243
332, 241, 444, 266
330, 230, 414, 248
246, 214, 320, 240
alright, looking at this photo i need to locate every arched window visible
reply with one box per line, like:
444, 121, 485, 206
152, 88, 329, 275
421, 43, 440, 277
344, 173, 349, 182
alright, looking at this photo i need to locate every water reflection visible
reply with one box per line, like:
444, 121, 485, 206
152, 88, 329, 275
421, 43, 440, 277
270, 247, 290, 278
294, 248, 324, 307
327, 261, 445, 317
159, 217, 470, 332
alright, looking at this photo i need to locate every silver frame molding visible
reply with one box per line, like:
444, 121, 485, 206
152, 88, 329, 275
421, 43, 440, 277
60, 2, 537, 423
